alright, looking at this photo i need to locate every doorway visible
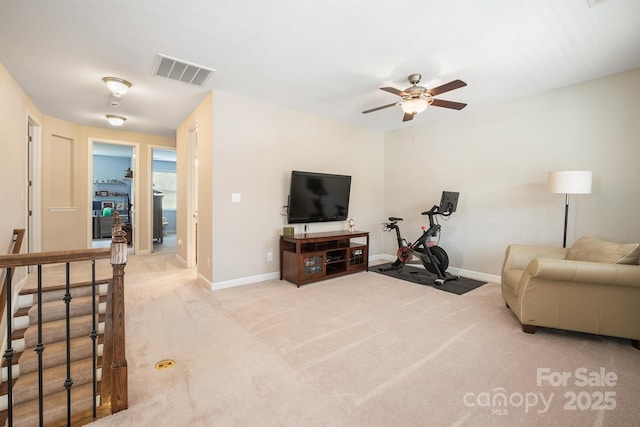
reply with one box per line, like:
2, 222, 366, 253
89, 140, 138, 252
151, 148, 177, 253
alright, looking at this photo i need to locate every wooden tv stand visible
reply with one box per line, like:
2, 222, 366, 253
280, 230, 369, 287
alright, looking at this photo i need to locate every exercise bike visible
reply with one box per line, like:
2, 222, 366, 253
381, 192, 460, 286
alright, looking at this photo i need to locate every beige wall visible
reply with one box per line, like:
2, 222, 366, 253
0, 62, 43, 284
210, 91, 384, 285
176, 92, 213, 283
383, 68, 640, 276
178, 90, 384, 287
40, 117, 175, 252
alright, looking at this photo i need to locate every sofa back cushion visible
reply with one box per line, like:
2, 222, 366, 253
567, 236, 640, 265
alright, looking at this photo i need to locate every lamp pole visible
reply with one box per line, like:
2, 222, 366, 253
548, 171, 592, 249
562, 194, 569, 248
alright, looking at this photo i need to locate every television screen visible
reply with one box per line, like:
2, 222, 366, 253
288, 171, 351, 223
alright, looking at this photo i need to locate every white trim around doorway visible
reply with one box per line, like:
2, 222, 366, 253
87, 138, 141, 253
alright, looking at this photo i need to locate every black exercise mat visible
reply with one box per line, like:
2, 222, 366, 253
373, 262, 487, 295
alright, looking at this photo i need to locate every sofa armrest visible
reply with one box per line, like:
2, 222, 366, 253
525, 258, 640, 288
502, 245, 568, 272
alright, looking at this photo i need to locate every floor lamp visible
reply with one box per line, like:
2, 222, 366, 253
548, 171, 592, 248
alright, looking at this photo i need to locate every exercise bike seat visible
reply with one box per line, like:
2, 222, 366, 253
388, 217, 403, 222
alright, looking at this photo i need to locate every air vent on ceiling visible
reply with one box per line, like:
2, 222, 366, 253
152, 54, 214, 86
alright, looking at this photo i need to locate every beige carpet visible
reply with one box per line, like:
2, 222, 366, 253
77, 251, 640, 427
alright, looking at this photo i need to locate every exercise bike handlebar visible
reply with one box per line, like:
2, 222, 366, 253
386, 205, 453, 225
421, 205, 453, 217
386, 203, 455, 228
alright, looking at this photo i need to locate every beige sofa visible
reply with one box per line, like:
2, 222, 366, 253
501, 236, 640, 349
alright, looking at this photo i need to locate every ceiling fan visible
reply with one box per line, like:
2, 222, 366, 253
362, 74, 467, 122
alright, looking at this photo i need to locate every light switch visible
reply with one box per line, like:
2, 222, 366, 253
232, 193, 241, 203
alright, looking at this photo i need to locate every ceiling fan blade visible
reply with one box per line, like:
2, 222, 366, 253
362, 102, 399, 114
402, 112, 415, 122
429, 98, 467, 110
428, 79, 467, 96
380, 87, 408, 97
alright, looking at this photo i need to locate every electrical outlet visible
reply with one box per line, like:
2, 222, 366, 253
267, 251, 273, 262
232, 193, 241, 203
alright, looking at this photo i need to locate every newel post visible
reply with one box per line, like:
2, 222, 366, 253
108, 212, 128, 411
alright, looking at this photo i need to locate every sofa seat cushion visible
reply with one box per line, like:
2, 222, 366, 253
567, 236, 640, 265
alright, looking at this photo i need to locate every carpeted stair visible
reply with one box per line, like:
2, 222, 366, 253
1, 281, 109, 426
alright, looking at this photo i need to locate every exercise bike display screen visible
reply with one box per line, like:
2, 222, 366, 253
439, 191, 459, 213
288, 170, 351, 223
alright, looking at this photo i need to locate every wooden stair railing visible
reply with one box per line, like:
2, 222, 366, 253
0, 214, 128, 426
0, 230, 25, 320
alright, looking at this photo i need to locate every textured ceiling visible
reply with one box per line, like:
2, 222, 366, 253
1, 0, 639, 137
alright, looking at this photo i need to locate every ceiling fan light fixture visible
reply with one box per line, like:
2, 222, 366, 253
103, 77, 132, 97
401, 98, 428, 114
106, 114, 127, 126
363, 75, 467, 121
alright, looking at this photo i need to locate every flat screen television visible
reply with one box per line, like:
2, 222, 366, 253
439, 191, 459, 213
287, 171, 351, 223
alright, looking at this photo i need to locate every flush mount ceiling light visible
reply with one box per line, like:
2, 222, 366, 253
103, 77, 132, 97
106, 114, 127, 126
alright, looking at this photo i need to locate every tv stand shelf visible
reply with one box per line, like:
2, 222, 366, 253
280, 230, 369, 287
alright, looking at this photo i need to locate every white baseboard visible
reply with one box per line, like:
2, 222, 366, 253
208, 255, 501, 292
370, 254, 394, 263
198, 272, 213, 290
369, 254, 501, 283
447, 267, 500, 284
175, 253, 188, 268
212, 272, 280, 291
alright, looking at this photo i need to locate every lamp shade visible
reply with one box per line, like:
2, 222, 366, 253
548, 171, 592, 194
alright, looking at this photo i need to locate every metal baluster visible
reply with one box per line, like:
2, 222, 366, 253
35, 265, 45, 427
63, 263, 73, 426
3, 268, 14, 426
90, 260, 98, 418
